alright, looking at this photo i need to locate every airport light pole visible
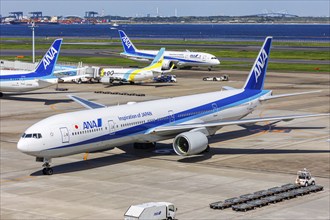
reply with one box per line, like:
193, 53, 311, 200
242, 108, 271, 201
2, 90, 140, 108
29, 22, 38, 63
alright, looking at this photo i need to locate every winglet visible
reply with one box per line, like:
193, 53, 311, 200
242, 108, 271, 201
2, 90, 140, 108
34, 38, 63, 77
118, 30, 137, 54
243, 37, 272, 90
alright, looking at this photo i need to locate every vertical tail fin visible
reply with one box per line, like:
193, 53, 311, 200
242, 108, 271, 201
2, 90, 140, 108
243, 37, 272, 90
34, 38, 62, 77
144, 48, 165, 72
118, 30, 137, 54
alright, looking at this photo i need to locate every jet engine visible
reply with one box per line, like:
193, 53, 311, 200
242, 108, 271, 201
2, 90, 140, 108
173, 131, 208, 156
162, 60, 175, 70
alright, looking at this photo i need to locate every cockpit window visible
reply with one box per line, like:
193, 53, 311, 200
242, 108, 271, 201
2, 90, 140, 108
22, 133, 42, 139
211, 57, 217, 59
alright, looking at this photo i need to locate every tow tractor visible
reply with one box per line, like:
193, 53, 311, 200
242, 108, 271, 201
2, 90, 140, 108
295, 168, 316, 187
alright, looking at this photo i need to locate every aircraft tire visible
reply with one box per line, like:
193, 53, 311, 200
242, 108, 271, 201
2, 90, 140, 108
43, 168, 53, 175
46, 168, 53, 175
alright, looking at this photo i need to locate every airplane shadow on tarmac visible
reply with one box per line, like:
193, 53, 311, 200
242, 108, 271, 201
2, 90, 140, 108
30, 124, 328, 176
104, 83, 175, 88
0, 91, 77, 105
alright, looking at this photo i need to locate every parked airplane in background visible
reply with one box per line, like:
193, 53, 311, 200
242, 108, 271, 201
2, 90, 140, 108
118, 30, 220, 71
17, 37, 328, 175
100, 48, 173, 84
0, 39, 86, 97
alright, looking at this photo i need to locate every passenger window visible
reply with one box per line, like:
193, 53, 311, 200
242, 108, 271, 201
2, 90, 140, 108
169, 205, 174, 212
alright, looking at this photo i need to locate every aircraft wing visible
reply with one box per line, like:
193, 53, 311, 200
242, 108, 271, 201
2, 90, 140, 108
147, 113, 329, 135
68, 95, 106, 109
120, 52, 152, 62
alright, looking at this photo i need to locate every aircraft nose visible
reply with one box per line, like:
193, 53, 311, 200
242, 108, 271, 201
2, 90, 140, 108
17, 139, 30, 153
215, 59, 220, 65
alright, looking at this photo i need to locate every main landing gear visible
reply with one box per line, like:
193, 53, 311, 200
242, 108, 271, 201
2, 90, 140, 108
38, 158, 53, 175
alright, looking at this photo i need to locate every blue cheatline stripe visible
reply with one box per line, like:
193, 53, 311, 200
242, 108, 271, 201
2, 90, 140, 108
47, 89, 268, 151
0, 72, 58, 81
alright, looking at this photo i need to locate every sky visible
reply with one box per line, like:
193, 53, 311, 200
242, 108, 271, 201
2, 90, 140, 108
1, 0, 329, 18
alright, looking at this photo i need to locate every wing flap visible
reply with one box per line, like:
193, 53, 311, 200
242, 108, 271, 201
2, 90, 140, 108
147, 113, 329, 135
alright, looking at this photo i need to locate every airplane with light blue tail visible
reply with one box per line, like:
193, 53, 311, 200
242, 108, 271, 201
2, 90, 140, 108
17, 36, 328, 175
100, 47, 173, 84
0, 39, 87, 97
118, 30, 220, 70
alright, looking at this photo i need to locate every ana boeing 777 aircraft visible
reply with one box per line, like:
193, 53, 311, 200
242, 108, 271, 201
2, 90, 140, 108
0, 39, 86, 97
17, 37, 328, 175
118, 30, 220, 70
100, 47, 173, 84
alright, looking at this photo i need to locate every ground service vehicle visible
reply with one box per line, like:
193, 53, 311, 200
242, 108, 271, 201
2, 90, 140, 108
295, 169, 316, 186
124, 202, 176, 220
153, 74, 177, 83
202, 75, 229, 81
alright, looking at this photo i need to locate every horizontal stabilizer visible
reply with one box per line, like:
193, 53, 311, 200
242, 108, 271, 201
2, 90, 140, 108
38, 79, 56, 87
68, 95, 106, 109
222, 86, 236, 91
260, 90, 322, 101
59, 74, 90, 83
53, 67, 87, 75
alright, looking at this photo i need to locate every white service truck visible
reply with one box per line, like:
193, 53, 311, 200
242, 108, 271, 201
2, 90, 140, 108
295, 168, 316, 187
124, 202, 177, 220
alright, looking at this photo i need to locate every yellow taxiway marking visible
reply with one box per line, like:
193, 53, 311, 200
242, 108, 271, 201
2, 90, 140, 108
1, 175, 35, 184
50, 104, 60, 112
83, 152, 89, 161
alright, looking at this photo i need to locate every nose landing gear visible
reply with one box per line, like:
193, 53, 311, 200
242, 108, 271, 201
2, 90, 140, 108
37, 157, 53, 175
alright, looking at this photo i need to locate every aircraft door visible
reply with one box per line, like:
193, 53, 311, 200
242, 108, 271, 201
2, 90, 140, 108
108, 120, 116, 135
59, 127, 70, 143
212, 103, 218, 117
20, 78, 25, 86
168, 110, 175, 123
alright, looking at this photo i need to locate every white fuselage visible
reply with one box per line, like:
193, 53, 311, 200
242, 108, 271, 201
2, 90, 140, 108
0, 70, 58, 92
124, 49, 220, 68
17, 89, 271, 159
100, 67, 153, 83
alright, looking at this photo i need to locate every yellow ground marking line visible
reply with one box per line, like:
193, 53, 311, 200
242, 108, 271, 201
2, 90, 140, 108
1, 175, 35, 184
